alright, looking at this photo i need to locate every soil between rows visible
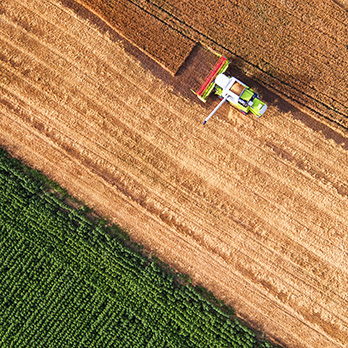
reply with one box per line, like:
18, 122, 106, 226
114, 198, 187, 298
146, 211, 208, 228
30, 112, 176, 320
1, 1, 348, 347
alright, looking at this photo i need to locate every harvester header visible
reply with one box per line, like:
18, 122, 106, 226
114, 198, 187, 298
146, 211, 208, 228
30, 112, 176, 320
193, 56, 229, 102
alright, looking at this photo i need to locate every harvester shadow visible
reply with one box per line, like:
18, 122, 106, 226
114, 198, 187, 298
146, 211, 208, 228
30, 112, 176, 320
229, 64, 348, 149
226, 64, 309, 116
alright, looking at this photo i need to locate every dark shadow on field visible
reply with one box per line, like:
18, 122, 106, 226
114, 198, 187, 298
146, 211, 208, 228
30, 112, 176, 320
59, 0, 348, 149
226, 63, 348, 150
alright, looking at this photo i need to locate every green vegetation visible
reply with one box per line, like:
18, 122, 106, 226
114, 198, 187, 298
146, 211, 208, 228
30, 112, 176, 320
0, 147, 279, 347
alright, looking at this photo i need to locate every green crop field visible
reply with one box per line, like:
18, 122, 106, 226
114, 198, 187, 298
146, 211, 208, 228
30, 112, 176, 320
0, 147, 278, 348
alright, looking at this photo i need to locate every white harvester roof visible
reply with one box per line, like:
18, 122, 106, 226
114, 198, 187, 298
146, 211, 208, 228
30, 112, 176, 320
215, 74, 246, 105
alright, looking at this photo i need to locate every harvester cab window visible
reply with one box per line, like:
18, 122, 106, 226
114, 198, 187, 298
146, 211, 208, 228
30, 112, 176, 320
238, 98, 248, 107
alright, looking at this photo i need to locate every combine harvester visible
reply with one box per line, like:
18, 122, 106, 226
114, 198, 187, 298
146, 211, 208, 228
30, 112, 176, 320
193, 56, 267, 125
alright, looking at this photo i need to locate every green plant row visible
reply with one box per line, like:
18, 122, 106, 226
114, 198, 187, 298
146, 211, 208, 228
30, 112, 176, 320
0, 147, 279, 348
